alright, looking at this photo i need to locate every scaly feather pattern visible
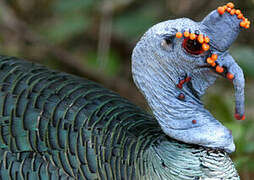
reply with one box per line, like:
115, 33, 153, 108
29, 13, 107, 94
0, 56, 239, 179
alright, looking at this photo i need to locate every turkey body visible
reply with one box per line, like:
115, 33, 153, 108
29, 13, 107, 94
0, 56, 239, 180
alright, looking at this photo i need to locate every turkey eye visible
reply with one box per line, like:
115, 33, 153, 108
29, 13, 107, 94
161, 35, 174, 50
182, 38, 204, 55
164, 36, 172, 45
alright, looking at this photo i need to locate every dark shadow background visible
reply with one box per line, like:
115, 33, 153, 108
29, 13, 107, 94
0, 0, 253, 178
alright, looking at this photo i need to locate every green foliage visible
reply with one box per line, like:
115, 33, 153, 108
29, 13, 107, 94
41, 15, 90, 43
87, 50, 121, 77
204, 93, 233, 123
233, 120, 254, 171
52, 0, 94, 13
231, 45, 254, 78
38, 0, 94, 43
113, 2, 163, 40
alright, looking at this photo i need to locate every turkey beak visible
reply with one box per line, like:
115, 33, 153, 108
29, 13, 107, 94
219, 53, 245, 120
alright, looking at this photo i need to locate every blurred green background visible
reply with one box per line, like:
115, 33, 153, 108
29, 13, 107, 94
0, 0, 253, 179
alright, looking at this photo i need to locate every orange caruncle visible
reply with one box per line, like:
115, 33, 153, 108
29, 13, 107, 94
211, 54, 218, 61
226, 72, 234, 80
217, 3, 251, 29
184, 31, 190, 38
204, 37, 210, 43
190, 33, 196, 40
197, 34, 204, 43
230, 9, 236, 15
217, 6, 225, 15
202, 43, 210, 51
235, 9, 241, 15
176, 32, 183, 38
216, 66, 224, 73
227, 2, 235, 9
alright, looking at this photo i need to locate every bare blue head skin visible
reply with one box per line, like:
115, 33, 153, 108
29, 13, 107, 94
132, 9, 245, 153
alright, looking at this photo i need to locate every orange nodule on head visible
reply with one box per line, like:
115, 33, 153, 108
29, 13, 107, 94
226, 72, 235, 80
190, 33, 196, 40
237, 13, 243, 19
217, 6, 225, 15
204, 36, 210, 43
235, 9, 241, 15
211, 62, 216, 67
184, 31, 190, 38
243, 19, 251, 29
216, 65, 224, 73
227, 2, 235, 9
197, 34, 204, 43
207, 54, 218, 66
206, 57, 214, 64
176, 32, 183, 38
217, 2, 251, 29
230, 9, 236, 15
211, 54, 218, 61
240, 21, 247, 27
217, 2, 235, 15
202, 43, 210, 51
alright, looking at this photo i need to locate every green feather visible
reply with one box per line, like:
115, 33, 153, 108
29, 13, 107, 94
0, 56, 239, 179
